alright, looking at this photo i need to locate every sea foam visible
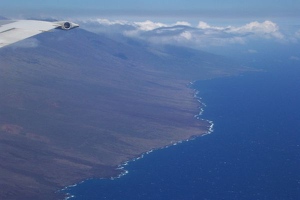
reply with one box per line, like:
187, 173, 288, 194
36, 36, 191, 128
61, 82, 214, 199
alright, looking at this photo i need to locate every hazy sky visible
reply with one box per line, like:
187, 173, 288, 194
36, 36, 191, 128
1, 1, 299, 63
1, 0, 299, 20
1, 0, 300, 51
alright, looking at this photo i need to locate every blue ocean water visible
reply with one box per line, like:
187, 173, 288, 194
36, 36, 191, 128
65, 64, 300, 200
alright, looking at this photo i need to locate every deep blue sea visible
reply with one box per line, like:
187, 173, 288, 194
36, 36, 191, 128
65, 64, 300, 200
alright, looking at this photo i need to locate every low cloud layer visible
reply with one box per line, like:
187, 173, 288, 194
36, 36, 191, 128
79, 19, 299, 48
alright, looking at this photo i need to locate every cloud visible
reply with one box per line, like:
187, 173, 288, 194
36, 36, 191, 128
95, 18, 128, 26
79, 18, 287, 48
134, 20, 167, 31
197, 21, 224, 30
180, 31, 192, 40
174, 21, 192, 26
195, 21, 284, 40
229, 21, 284, 39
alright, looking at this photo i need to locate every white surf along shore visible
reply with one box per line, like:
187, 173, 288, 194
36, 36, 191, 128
61, 82, 214, 200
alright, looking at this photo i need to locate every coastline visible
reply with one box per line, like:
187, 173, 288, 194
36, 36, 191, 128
62, 67, 300, 200
61, 84, 214, 200
0, 28, 246, 200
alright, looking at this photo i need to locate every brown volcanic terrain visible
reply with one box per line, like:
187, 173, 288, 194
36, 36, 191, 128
0, 28, 247, 199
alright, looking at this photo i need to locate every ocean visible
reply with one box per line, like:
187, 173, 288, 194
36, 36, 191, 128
64, 63, 300, 200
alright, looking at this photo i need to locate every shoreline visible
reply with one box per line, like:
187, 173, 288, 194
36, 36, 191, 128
0, 27, 247, 199
61, 84, 214, 200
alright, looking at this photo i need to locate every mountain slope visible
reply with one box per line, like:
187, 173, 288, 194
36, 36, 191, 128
0, 28, 245, 199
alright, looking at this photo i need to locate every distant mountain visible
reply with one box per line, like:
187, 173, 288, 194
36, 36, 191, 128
0, 28, 248, 199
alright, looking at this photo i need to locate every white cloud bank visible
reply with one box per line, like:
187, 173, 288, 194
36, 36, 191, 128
79, 19, 298, 48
